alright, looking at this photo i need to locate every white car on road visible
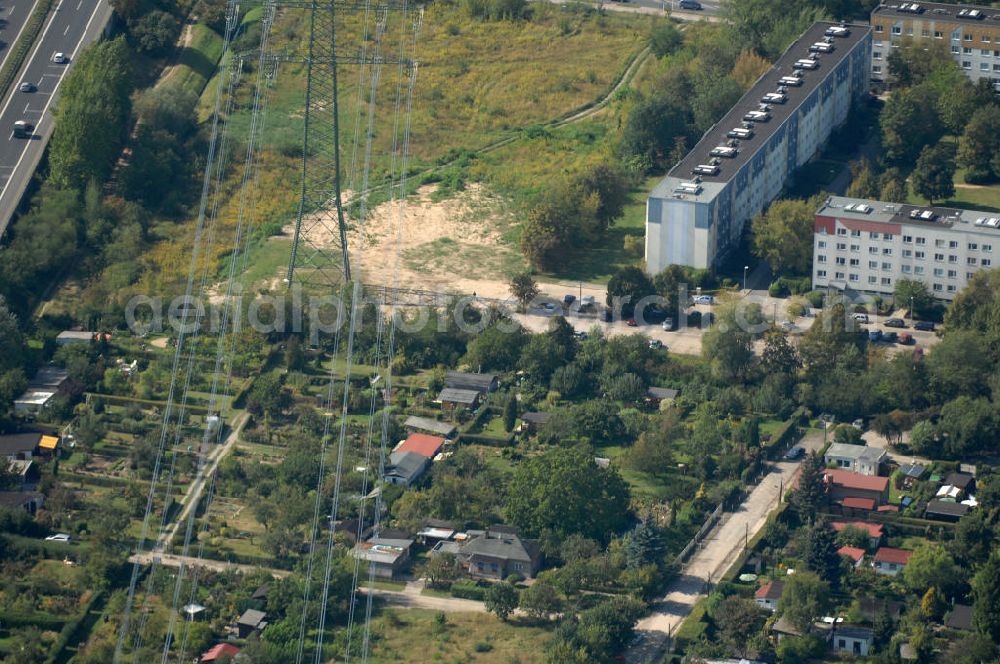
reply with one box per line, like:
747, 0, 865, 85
52, 52, 68, 64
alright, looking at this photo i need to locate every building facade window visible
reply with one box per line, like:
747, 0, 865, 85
916, 237, 926, 244
817, 269, 827, 277
963, 61, 973, 69
903, 249, 912, 258
903, 235, 912, 243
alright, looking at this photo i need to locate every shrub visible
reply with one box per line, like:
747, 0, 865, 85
450, 580, 487, 600
805, 290, 825, 309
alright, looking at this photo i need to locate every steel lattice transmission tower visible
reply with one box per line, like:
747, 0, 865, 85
275, 0, 415, 289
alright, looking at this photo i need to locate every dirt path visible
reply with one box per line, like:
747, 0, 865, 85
627, 431, 828, 663
156, 411, 249, 552
155, 21, 195, 89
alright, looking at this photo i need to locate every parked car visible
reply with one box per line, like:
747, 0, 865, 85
541, 302, 557, 311
662, 318, 676, 331
882, 331, 898, 343
914, 321, 936, 332
884, 318, 905, 328
784, 446, 805, 460
678, 0, 702, 8
601, 310, 613, 322
626, 318, 638, 327
692, 294, 715, 305
563, 294, 576, 306
45, 534, 71, 543
573, 331, 588, 341
649, 339, 663, 350
868, 329, 882, 342
580, 295, 596, 309
852, 313, 869, 324
852, 418, 864, 430
898, 332, 914, 345
778, 320, 797, 331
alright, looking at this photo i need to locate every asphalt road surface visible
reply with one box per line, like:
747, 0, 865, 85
627, 430, 828, 663
0, 0, 110, 237
0, 1, 40, 80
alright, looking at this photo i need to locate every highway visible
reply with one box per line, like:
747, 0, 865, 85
0, 0, 111, 237
0, 1, 40, 78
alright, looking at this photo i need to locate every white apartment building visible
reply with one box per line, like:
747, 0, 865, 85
645, 22, 872, 272
870, 2, 1000, 92
813, 196, 1000, 300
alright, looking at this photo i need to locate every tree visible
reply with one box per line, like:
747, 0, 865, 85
484, 581, 518, 621
761, 329, 801, 376
506, 447, 630, 543
925, 330, 990, 400
423, 552, 460, 589
779, 570, 830, 631
519, 198, 572, 270
617, 88, 693, 172
624, 519, 662, 570
972, 553, 1000, 641
464, 322, 527, 372
938, 396, 997, 456
894, 278, 933, 319
714, 596, 765, 657
731, 49, 771, 90
503, 396, 517, 433
648, 22, 683, 58
49, 38, 133, 190
912, 143, 956, 205
944, 633, 1000, 664
958, 105, 1000, 183
803, 519, 841, 589
605, 373, 645, 403
904, 542, 960, 597
606, 266, 655, 318
751, 198, 817, 275
571, 162, 629, 233
881, 87, 941, 164
521, 578, 562, 620
509, 272, 539, 309
701, 302, 765, 381
887, 37, 954, 87
878, 168, 908, 203
792, 452, 826, 518
846, 159, 880, 199
691, 75, 743, 133
130, 10, 181, 54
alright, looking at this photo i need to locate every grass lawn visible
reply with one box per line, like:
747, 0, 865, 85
366, 609, 550, 663
165, 23, 225, 99
907, 170, 1000, 212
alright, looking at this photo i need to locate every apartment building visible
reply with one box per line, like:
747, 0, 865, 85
813, 195, 1000, 300
870, 2, 1000, 91
646, 22, 871, 272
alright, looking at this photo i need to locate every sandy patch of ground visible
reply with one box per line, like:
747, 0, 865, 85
150, 336, 170, 349
282, 183, 525, 299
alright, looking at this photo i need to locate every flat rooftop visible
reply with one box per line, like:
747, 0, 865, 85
872, 2, 1000, 25
652, 21, 869, 203
817, 195, 1000, 233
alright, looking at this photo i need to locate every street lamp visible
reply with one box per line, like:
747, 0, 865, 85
743, 265, 749, 293
910, 295, 914, 325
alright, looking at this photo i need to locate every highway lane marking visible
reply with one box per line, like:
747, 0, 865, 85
63, 24, 69, 35
0, 0, 82, 201
0, 0, 38, 83
76, 0, 82, 7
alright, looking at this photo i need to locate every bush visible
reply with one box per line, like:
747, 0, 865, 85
805, 290, 825, 309
130, 10, 181, 55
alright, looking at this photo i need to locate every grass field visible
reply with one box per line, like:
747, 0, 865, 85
164, 23, 226, 98
366, 609, 550, 663
907, 169, 1000, 212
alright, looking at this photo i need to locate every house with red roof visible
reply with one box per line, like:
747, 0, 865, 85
873, 547, 913, 576
396, 433, 445, 459
754, 579, 784, 612
832, 521, 884, 549
201, 643, 240, 662
823, 469, 889, 507
838, 546, 866, 568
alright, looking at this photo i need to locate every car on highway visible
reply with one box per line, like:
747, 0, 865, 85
784, 446, 805, 460
45, 533, 71, 543
13, 120, 33, 138
19, 81, 35, 93
884, 318, 906, 328
679, 0, 703, 8
914, 321, 936, 332
52, 52, 68, 64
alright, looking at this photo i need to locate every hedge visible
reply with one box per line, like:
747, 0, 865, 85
45, 590, 103, 664
762, 407, 806, 459
450, 580, 487, 601
672, 597, 710, 654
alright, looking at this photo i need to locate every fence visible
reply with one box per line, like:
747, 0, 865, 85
674, 502, 724, 567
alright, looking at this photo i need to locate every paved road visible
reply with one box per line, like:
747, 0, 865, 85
0, 0, 110, 237
0, 1, 40, 81
627, 430, 827, 663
